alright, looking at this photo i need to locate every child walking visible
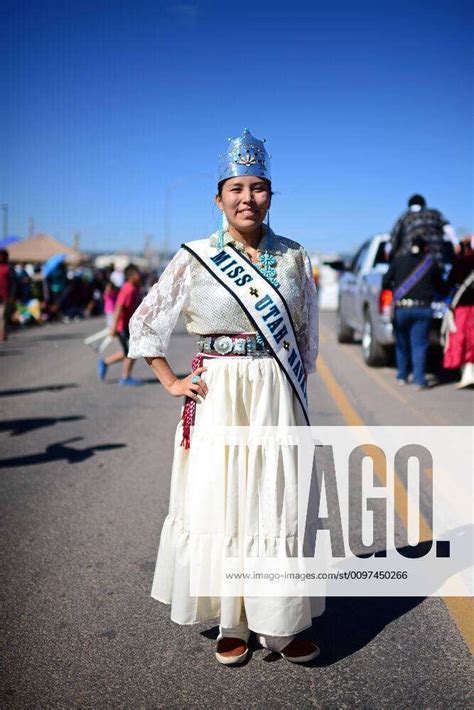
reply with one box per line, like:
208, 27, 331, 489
97, 264, 142, 386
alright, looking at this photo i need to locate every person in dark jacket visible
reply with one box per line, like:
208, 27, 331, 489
388, 194, 456, 266
382, 236, 445, 389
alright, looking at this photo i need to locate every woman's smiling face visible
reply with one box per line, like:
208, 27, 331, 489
215, 176, 271, 234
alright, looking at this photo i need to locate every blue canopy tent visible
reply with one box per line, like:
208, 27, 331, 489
0, 235, 21, 249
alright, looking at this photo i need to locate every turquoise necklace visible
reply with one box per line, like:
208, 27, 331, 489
216, 223, 280, 345
255, 251, 279, 287
242, 224, 280, 288
217, 219, 279, 287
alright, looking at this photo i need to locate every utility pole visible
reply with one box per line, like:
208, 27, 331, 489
28, 216, 35, 237
144, 234, 152, 263
73, 232, 81, 251
1, 203, 8, 240
163, 187, 170, 258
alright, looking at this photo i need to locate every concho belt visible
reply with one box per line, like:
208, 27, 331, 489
196, 333, 271, 356
181, 333, 271, 449
395, 299, 431, 308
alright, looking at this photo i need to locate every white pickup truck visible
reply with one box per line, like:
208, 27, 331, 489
327, 233, 452, 366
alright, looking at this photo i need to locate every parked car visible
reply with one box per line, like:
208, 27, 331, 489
326, 234, 454, 366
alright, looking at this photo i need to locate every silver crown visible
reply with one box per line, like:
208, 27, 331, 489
217, 128, 271, 184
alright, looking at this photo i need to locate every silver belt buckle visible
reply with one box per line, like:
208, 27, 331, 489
214, 335, 233, 355
203, 338, 212, 353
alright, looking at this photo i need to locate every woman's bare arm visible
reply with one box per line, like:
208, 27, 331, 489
145, 356, 208, 401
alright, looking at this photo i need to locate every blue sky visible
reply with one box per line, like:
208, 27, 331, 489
1, 0, 472, 255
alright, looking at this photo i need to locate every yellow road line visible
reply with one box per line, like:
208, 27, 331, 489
317, 352, 473, 653
317, 356, 364, 426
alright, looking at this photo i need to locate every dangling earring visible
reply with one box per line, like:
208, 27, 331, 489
217, 212, 227, 250
266, 210, 271, 230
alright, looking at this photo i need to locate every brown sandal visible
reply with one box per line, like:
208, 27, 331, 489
280, 639, 320, 663
215, 637, 249, 665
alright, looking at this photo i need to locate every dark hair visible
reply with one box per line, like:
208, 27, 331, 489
124, 264, 139, 279
0, 249, 8, 263
408, 194, 426, 208
217, 177, 273, 197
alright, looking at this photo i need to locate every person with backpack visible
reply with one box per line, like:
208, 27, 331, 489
387, 194, 457, 267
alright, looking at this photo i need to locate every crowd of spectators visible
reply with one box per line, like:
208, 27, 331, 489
0, 249, 159, 337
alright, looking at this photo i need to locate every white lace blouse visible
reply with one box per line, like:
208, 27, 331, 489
128, 227, 319, 373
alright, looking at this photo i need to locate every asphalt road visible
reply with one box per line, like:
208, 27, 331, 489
1, 313, 472, 708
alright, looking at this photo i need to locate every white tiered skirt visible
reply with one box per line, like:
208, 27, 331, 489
151, 354, 325, 636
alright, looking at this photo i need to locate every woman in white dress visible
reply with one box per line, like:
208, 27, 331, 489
128, 129, 323, 665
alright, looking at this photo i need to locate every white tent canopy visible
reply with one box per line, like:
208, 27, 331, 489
94, 254, 149, 270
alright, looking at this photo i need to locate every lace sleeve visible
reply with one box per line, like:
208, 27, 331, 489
300, 249, 319, 374
128, 248, 191, 359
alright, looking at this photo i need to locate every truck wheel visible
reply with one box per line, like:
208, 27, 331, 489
336, 308, 354, 343
362, 311, 388, 366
